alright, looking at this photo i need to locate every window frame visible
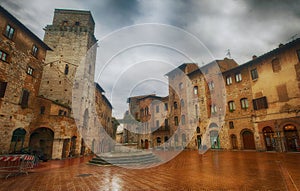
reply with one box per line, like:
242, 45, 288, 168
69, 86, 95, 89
228, 101, 236, 112
240, 98, 249, 109
4, 24, 15, 40
174, 116, 179, 126
226, 76, 232, 85
211, 104, 217, 114
235, 73, 242, 82
253, 96, 268, 110
0, 50, 8, 62
0, 81, 8, 98
193, 86, 198, 95
26, 66, 34, 76
250, 68, 258, 80
32, 45, 38, 57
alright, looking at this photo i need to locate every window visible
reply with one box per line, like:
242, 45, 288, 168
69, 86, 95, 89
179, 82, 183, 90
64, 64, 69, 75
58, 110, 64, 116
240, 98, 249, 109
208, 81, 214, 90
250, 68, 258, 80
181, 115, 185, 125
196, 127, 200, 133
297, 50, 300, 61
27, 66, 34, 76
62, 20, 68, 26
211, 104, 217, 114
272, 58, 281, 72
193, 86, 198, 95
164, 103, 168, 111
32, 45, 38, 57
40, 106, 45, 114
165, 119, 169, 129
174, 102, 178, 109
253, 96, 268, 110
180, 99, 184, 107
195, 105, 198, 119
228, 101, 236, 112
156, 105, 159, 113
174, 116, 179, 126
157, 137, 161, 144
229, 121, 234, 129
20, 89, 29, 108
156, 120, 159, 128
75, 21, 80, 26
226, 76, 232, 85
235, 73, 242, 82
0, 81, 7, 98
0, 50, 8, 62
5, 24, 15, 39
277, 84, 289, 102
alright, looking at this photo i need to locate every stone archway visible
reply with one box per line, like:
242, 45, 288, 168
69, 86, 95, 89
241, 129, 255, 150
10, 128, 26, 153
29, 127, 54, 160
210, 130, 220, 149
283, 124, 299, 152
263, 127, 275, 151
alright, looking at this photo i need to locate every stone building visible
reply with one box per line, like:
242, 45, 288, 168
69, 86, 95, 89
0, 7, 114, 159
0, 6, 51, 154
126, 38, 300, 153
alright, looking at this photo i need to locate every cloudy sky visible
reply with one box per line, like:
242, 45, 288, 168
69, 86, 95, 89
1, 0, 300, 118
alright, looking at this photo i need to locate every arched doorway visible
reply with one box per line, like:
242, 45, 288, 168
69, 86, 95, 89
145, 139, 149, 149
80, 138, 85, 155
284, 124, 299, 152
141, 139, 144, 149
29, 127, 54, 160
62, 138, 70, 159
242, 130, 255, 150
156, 137, 161, 146
197, 135, 201, 149
230, 134, 238, 149
263, 127, 275, 151
69, 136, 76, 157
10, 128, 26, 153
210, 131, 220, 149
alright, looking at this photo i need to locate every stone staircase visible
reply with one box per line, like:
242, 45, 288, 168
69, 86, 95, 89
88, 151, 161, 166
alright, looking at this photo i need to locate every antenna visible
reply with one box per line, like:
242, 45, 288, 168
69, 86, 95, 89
226, 49, 231, 58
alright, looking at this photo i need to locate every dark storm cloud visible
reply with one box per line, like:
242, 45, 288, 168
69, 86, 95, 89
89, 0, 141, 34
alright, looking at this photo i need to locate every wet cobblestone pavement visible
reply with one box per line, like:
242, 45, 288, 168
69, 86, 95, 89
0, 150, 299, 191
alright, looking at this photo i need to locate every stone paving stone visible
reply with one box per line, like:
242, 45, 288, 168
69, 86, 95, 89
0, 151, 299, 190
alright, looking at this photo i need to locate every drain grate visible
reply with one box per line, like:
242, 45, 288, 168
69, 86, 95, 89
76, 173, 92, 177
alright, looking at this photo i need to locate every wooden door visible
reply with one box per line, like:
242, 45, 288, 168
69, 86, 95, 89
242, 131, 255, 150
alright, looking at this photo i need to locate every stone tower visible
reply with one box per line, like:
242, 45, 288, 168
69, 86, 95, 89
39, 9, 97, 107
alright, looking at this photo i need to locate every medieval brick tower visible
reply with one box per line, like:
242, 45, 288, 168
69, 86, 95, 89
39, 9, 97, 107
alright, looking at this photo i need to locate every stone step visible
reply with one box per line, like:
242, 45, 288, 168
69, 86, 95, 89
88, 151, 160, 166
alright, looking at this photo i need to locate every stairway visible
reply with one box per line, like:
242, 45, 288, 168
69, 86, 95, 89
88, 151, 161, 166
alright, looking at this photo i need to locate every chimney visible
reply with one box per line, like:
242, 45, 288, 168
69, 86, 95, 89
252, 55, 257, 60
279, 43, 283, 47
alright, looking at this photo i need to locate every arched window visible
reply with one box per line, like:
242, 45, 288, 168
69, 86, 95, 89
64, 64, 69, 75
181, 115, 185, 125
174, 116, 179, 126
180, 99, 184, 107
193, 86, 198, 95
83, 109, 89, 128
174, 102, 178, 109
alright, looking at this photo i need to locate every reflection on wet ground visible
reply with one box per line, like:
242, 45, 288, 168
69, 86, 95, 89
0, 150, 299, 190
